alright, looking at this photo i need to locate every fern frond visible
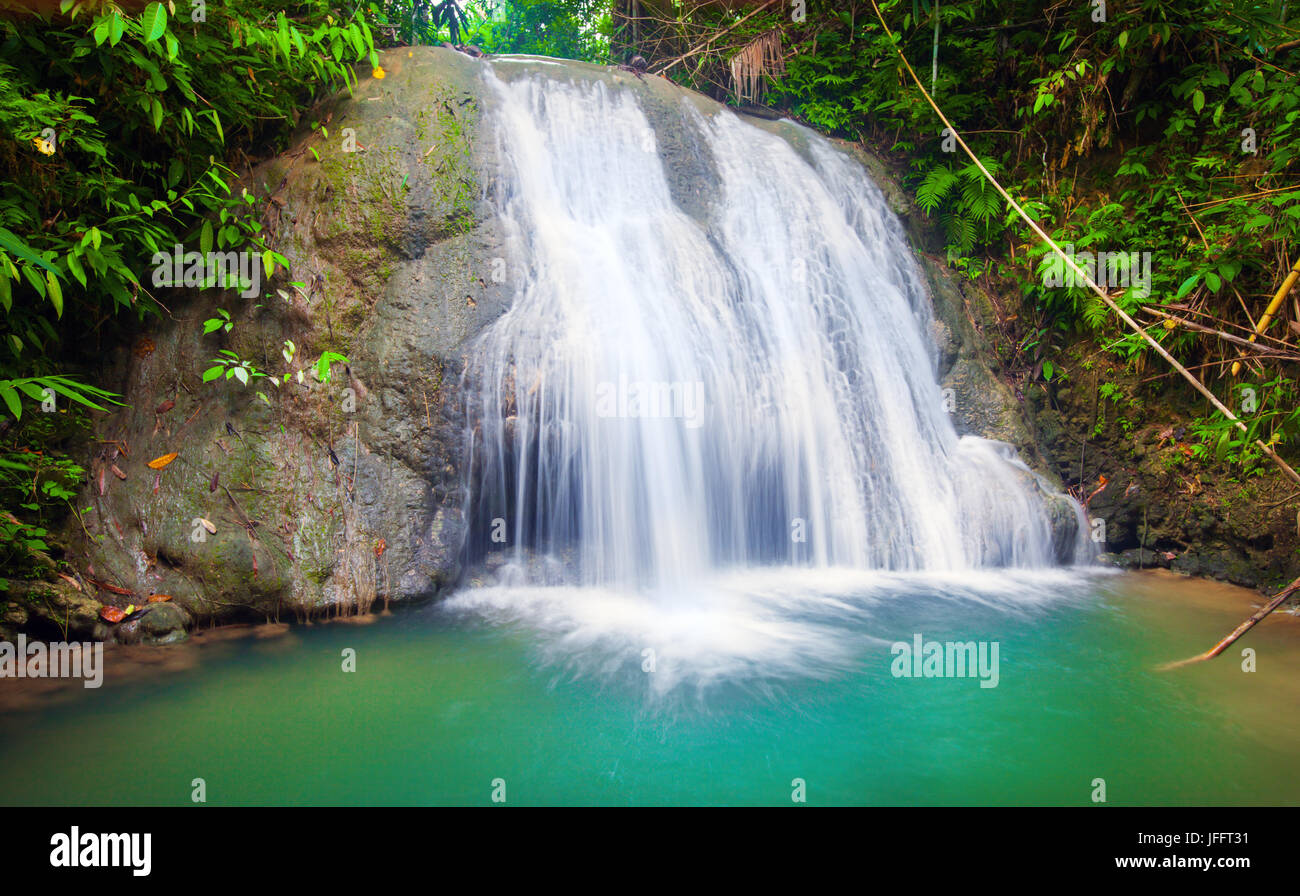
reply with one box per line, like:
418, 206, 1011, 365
916, 164, 958, 214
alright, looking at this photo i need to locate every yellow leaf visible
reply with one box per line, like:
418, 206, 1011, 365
147, 452, 178, 470
33, 137, 55, 156
373, 65, 386, 80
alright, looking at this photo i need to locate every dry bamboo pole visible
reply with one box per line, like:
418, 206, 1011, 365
1141, 306, 1300, 360
1230, 254, 1300, 375
865, 0, 1300, 489
1158, 575, 1300, 670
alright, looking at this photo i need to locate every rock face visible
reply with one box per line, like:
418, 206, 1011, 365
50, 48, 1086, 632
73, 48, 512, 626
1024, 370, 1300, 589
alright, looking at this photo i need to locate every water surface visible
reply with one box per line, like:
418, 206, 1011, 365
1, 569, 1295, 806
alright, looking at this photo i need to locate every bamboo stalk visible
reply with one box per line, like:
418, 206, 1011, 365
1158, 575, 1300, 670
1230, 254, 1300, 375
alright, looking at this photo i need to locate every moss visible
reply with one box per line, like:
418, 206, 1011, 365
292, 508, 340, 585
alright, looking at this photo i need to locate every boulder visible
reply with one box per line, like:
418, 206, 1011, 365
75, 47, 512, 624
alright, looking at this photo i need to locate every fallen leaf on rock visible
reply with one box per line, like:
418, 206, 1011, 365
88, 578, 133, 596
110, 464, 127, 480
198, 518, 217, 534
99, 606, 125, 623
147, 452, 178, 470
147, 594, 173, 603
155, 399, 175, 415
57, 573, 81, 591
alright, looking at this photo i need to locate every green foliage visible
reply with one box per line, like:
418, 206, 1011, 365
315, 350, 349, 384
369, 0, 612, 61
370, 0, 470, 46
203, 308, 234, 336
913, 157, 1003, 254
0, 1, 377, 380
203, 350, 267, 388
0, 374, 120, 421
0, 410, 89, 578
472, 0, 610, 61
0, 1, 377, 580
1191, 377, 1300, 471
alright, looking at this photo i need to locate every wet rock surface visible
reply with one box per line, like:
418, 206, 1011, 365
66, 47, 511, 627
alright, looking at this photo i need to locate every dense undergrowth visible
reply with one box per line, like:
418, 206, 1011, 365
0, 0, 381, 580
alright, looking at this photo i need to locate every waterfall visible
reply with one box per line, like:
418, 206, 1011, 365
460, 63, 1088, 593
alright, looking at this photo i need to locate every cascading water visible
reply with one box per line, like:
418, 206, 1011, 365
449, 62, 1092, 692
461, 63, 1087, 591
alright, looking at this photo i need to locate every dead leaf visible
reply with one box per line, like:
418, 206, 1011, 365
87, 577, 133, 596
147, 452, 178, 470
198, 518, 217, 534
147, 594, 173, 603
99, 606, 125, 623
57, 573, 81, 591
110, 464, 127, 480
155, 399, 175, 415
